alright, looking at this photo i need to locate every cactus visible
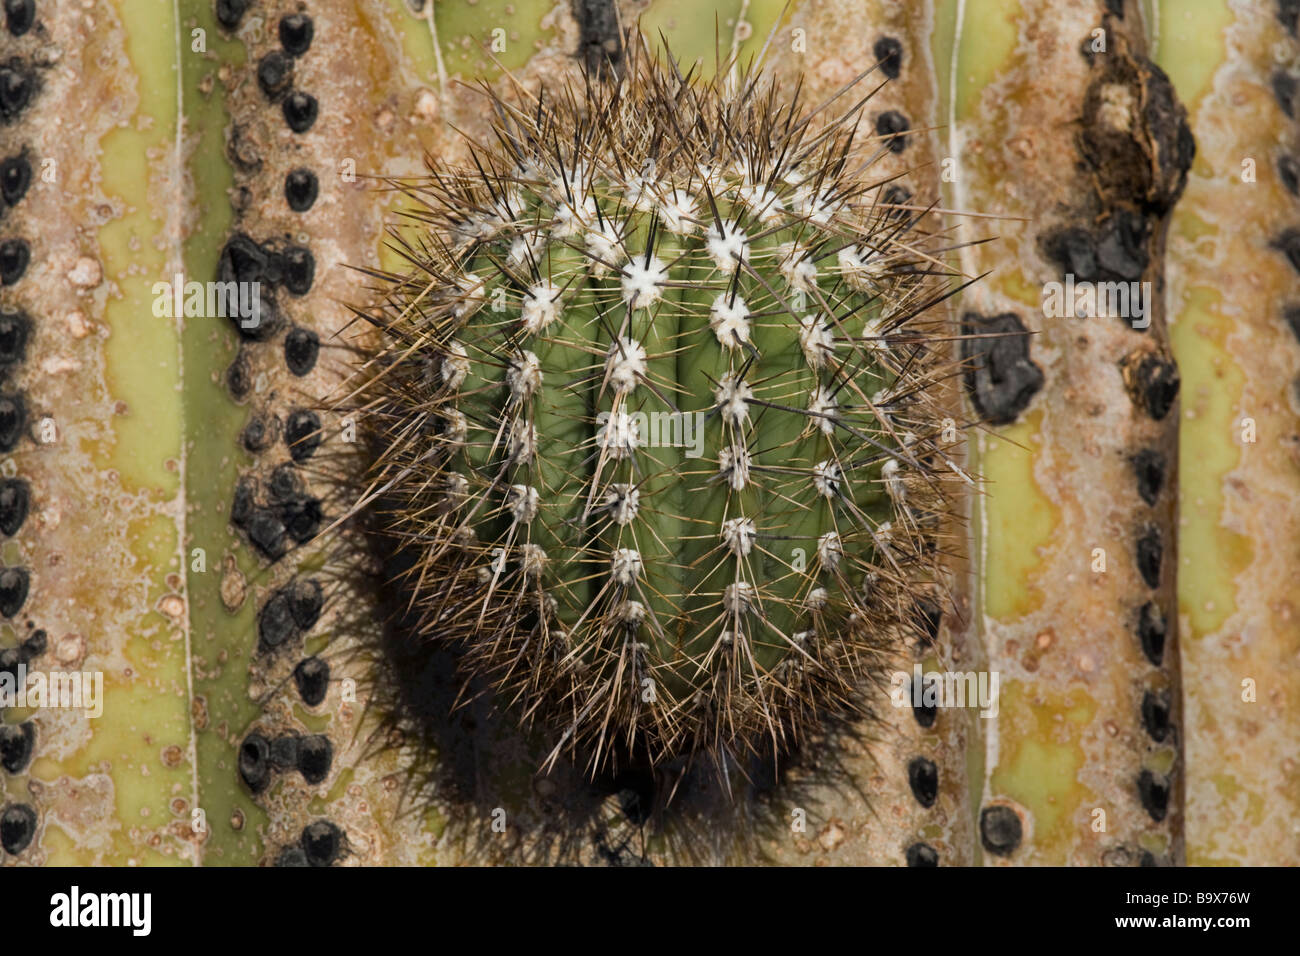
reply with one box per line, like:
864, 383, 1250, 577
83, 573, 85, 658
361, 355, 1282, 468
345, 33, 970, 787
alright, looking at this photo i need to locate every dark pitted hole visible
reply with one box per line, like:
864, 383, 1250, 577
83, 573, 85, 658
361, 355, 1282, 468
284, 167, 318, 212
979, 805, 1023, 856
0, 720, 34, 773
267, 462, 302, 503
905, 842, 939, 867
0, 477, 27, 537
873, 35, 902, 79
238, 733, 272, 794
285, 408, 321, 462
282, 91, 318, 133
0, 647, 16, 682
280, 495, 321, 544
609, 767, 656, 826
1137, 769, 1170, 822
1095, 211, 1149, 283
269, 734, 300, 770
20, 627, 44, 660
1136, 525, 1162, 589
881, 184, 913, 222
282, 245, 314, 296
0, 238, 29, 285
1140, 850, 1158, 866
279, 13, 314, 56
224, 351, 251, 400
246, 508, 289, 560
275, 846, 310, 867
240, 412, 279, 453
1126, 353, 1180, 421
0, 58, 35, 124
301, 820, 342, 866
0, 392, 23, 451
875, 110, 909, 153
1137, 601, 1166, 666
911, 597, 941, 645
0, 803, 36, 854
911, 675, 937, 729
288, 578, 323, 630
4, 0, 34, 37
961, 311, 1044, 425
1041, 226, 1097, 281
257, 50, 293, 100
1286, 304, 1300, 344
217, 233, 284, 341
1275, 227, 1300, 274
297, 734, 333, 784
0, 153, 30, 206
1131, 449, 1165, 507
230, 474, 257, 528
214, 0, 251, 30
284, 326, 319, 376
257, 589, 298, 652
1284, 0, 1300, 38
1274, 70, 1299, 119
906, 756, 939, 808
1141, 690, 1171, 743
0, 566, 28, 618
573, 0, 624, 76
293, 656, 329, 707
1280, 156, 1300, 197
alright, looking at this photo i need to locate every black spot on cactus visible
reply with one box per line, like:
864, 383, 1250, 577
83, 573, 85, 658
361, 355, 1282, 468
1131, 449, 1165, 506
230, 474, 256, 528
979, 805, 1023, 856
301, 820, 342, 866
1137, 601, 1166, 666
238, 733, 272, 794
20, 628, 44, 659
0, 153, 30, 206
907, 756, 938, 808
1141, 690, 1171, 742
905, 842, 938, 867
288, 578, 323, 630
214, 0, 251, 31
873, 36, 902, 79
573, 0, 623, 76
285, 409, 321, 462
0, 58, 36, 124
217, 234, 283, 340
1137, 769, 1170, 822
256, 50, 293, 100
293, 656, 329, 706
0, 393, 23, 450
3, 0, 34, 37
1280, 156, 1300, 197
911, 597, 942, 645
960, 312, 1044, 425
1105, 0, 1125, 15
297, 734, 333, 784
224, 350, 251, 400
284, 326, 319, 376
0, 310, 25, 369
282, 91, 318, 134
1285, 304, 1300, 343
1274, 70, 1299, 118
912, 676, 937, 729
1136, 524, 1162, 588
1140, 850, 1158, 866
1282, 0, 1300, 38
246, 509, 289, 560
1275, 228, 1300, 275
275, 846, 310, 867
279, 14, 314, 57
240, 413, 279, 453
0, 237, 29, 285
280, 494, 321, 544
0, 720, 34, 773
267, 463, 301, 503
881, 184, 913, 222
258, 589, 299, 652
1123, 351, 1180, 421
1041, 212, 1149, 284
0, 566, 28, 617
269, 734, 300, 770
284, 167, 318, 212
0, 647, 16, 683
875, 110, 909, 153
281, 246, 314, 296
0, 803, 36, 854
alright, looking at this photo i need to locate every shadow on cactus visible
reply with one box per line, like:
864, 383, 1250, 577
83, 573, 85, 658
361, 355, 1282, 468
334, 36, 978, 824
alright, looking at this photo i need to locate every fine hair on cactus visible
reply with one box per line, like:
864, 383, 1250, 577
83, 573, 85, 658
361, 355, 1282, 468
339, 35, 972, 796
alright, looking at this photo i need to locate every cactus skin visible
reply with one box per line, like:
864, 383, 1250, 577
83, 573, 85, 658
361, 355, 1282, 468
350, 38, 968, 784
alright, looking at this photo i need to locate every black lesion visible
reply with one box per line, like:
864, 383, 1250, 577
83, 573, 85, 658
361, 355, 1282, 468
960, 311, 1044, 426
572, 0, 623, 77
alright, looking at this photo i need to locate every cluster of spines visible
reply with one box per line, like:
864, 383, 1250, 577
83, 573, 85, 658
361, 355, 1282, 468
347, 44, 968, 782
